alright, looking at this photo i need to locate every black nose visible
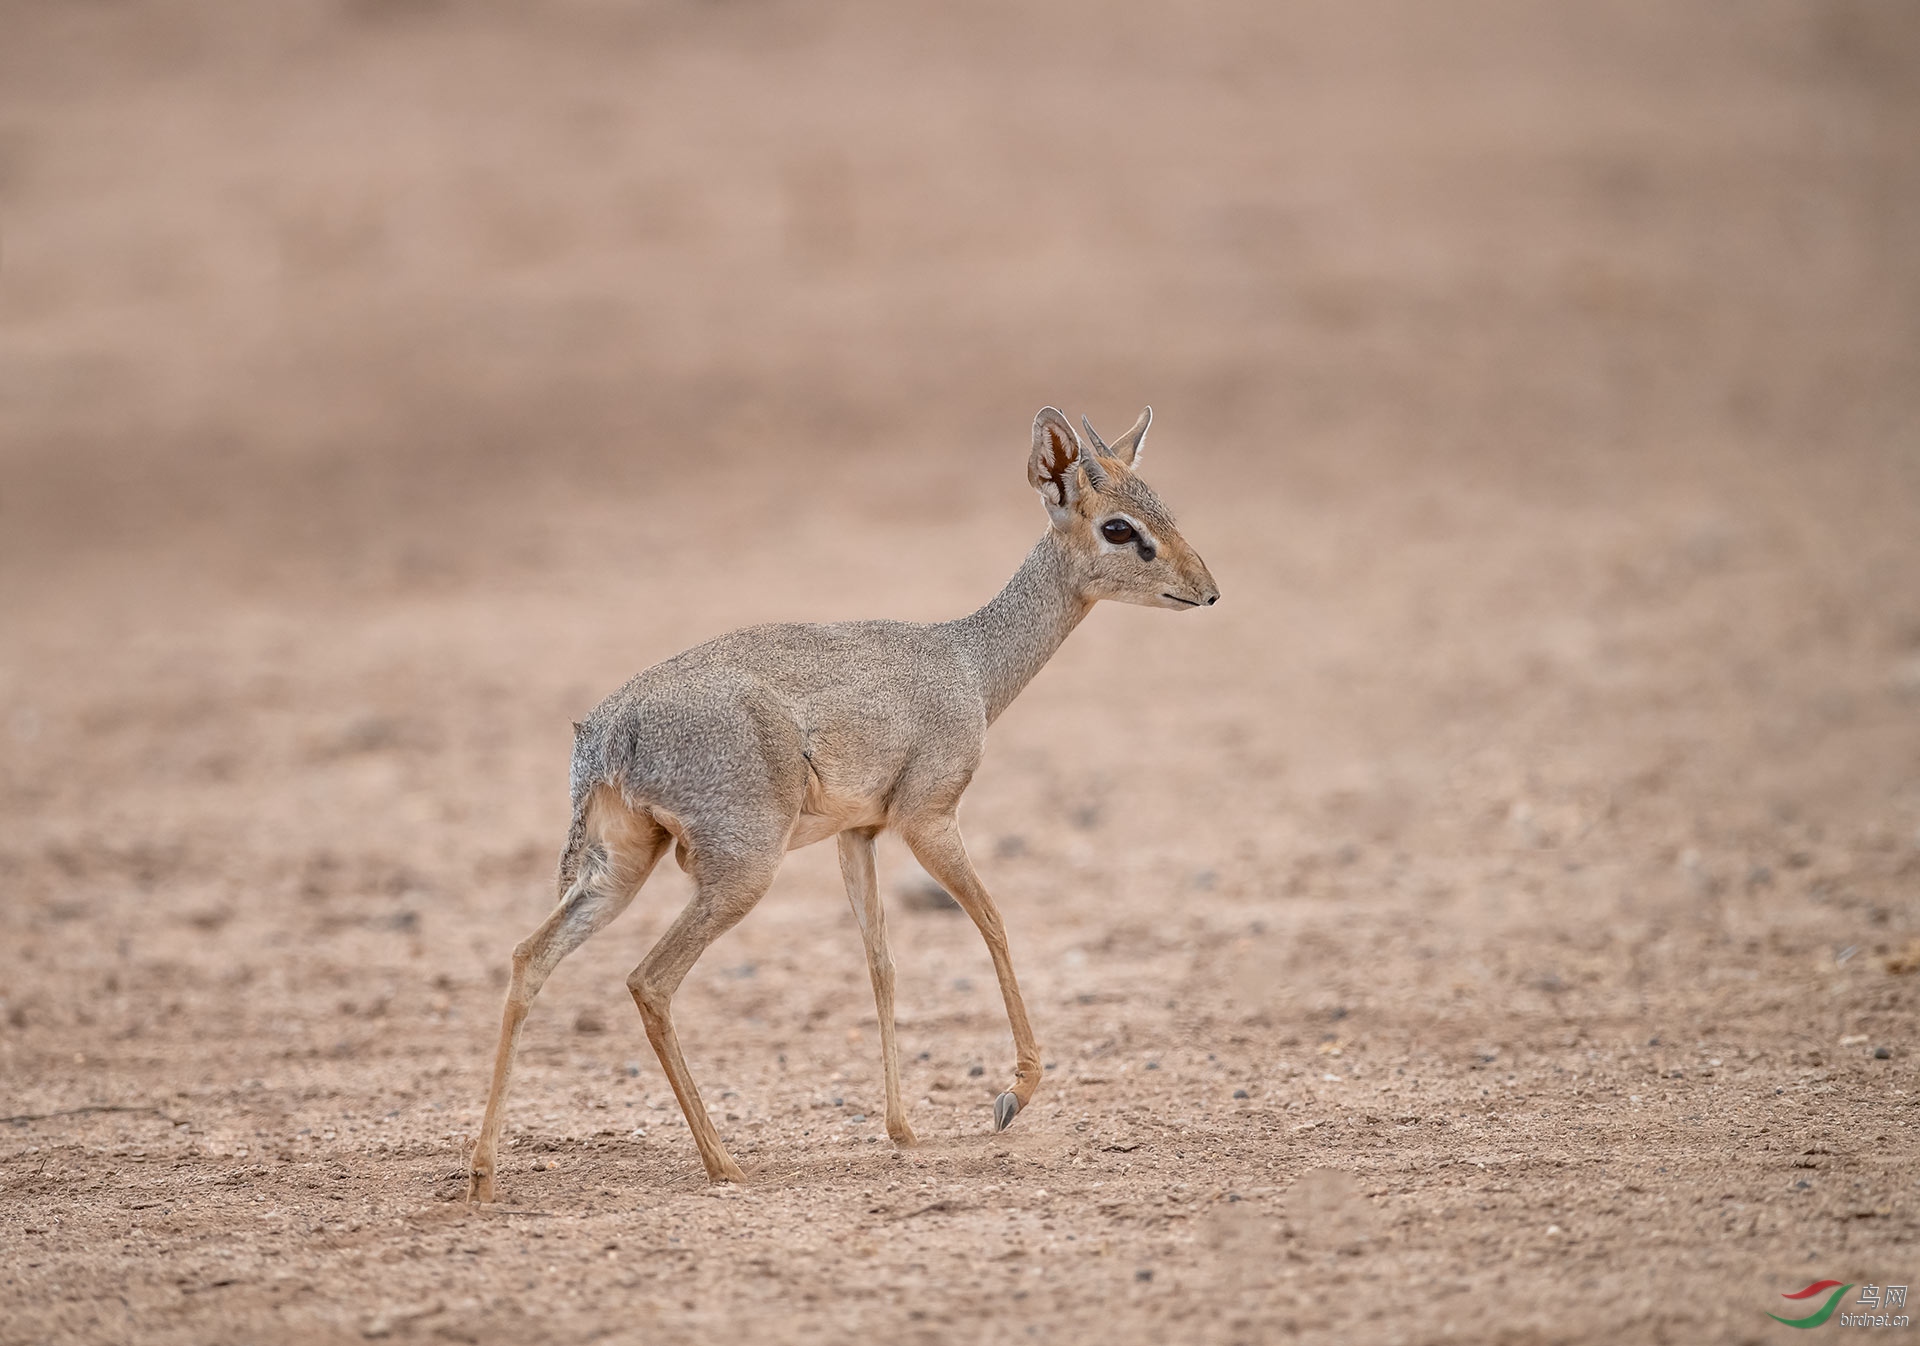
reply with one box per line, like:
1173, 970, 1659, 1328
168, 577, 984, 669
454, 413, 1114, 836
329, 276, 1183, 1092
1204, 591, 1219, 606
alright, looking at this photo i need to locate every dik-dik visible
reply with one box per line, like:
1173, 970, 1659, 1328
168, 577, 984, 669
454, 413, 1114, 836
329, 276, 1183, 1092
468, 406, 1218, 1201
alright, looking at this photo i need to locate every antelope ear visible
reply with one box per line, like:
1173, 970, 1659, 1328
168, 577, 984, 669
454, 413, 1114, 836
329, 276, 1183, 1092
1028, 407, 1086, 521
1106, 406, 1152, 468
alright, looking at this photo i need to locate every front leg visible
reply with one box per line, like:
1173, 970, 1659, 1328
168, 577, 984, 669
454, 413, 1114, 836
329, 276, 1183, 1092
837, 829, 915, 1146
900, 814, 1041, 1131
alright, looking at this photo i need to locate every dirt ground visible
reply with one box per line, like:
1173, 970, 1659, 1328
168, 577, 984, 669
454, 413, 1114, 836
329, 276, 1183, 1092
3, 2, 1919, 1343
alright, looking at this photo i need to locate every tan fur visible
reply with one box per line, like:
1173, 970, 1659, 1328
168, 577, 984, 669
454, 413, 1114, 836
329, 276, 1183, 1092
467, 407, 1217, 1201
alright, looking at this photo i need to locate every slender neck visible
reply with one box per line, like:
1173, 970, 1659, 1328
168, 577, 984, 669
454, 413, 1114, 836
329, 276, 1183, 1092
950, 530, 1092, 723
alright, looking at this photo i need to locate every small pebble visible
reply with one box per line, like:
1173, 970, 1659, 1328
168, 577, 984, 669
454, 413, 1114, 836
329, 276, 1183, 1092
1135, 1269, 1153, 1283
967, 1064, 985, 1078
1232, 1089, 1249, 1099
1873, 1046, 1892, 1059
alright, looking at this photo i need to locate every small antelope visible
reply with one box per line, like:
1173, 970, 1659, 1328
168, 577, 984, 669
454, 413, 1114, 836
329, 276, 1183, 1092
468, 406, 1218, 1200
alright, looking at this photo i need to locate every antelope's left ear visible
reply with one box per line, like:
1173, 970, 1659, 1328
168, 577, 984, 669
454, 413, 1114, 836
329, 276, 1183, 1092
1106, 406, 1151, 468
1029, 407, 1090, 522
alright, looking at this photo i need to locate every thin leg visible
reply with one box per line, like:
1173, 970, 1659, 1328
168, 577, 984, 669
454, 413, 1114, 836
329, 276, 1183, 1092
901, 814, 1042, 1131
837, 829, 916, 1146
626, 851, 780, 1183
468, 815, 666, 1202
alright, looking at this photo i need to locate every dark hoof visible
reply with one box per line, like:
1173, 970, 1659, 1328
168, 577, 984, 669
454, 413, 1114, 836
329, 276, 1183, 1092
993, 1091, 1020, 1132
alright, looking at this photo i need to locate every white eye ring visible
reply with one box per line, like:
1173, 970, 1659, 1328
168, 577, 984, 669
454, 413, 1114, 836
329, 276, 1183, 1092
1099, 514, 1157, 560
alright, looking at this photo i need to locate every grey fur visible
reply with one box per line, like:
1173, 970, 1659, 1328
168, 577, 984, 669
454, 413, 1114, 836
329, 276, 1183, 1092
570, 533, 1074, 849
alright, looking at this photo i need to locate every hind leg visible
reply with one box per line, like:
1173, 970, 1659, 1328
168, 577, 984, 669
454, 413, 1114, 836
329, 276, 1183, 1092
626, 839, 784, 1183
469, 797, 667, 1202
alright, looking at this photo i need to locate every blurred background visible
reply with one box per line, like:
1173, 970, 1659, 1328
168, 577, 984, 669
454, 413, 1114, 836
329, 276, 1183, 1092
5, 0, 1917, 849
2, 2, 1918, 1341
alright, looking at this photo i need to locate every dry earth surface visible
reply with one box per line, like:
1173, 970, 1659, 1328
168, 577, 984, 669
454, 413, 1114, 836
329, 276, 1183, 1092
3, 2, 1919, 1343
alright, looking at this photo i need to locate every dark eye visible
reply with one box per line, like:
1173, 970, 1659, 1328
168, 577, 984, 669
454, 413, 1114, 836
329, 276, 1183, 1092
1100, 519, 1136, 545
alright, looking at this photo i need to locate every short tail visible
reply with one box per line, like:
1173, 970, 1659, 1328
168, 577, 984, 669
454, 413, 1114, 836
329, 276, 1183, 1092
553, 798, 595, 902
556, 717, 605, 900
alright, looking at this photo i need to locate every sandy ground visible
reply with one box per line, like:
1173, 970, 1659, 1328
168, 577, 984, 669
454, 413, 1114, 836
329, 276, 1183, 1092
3, 2, 1919, 1342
